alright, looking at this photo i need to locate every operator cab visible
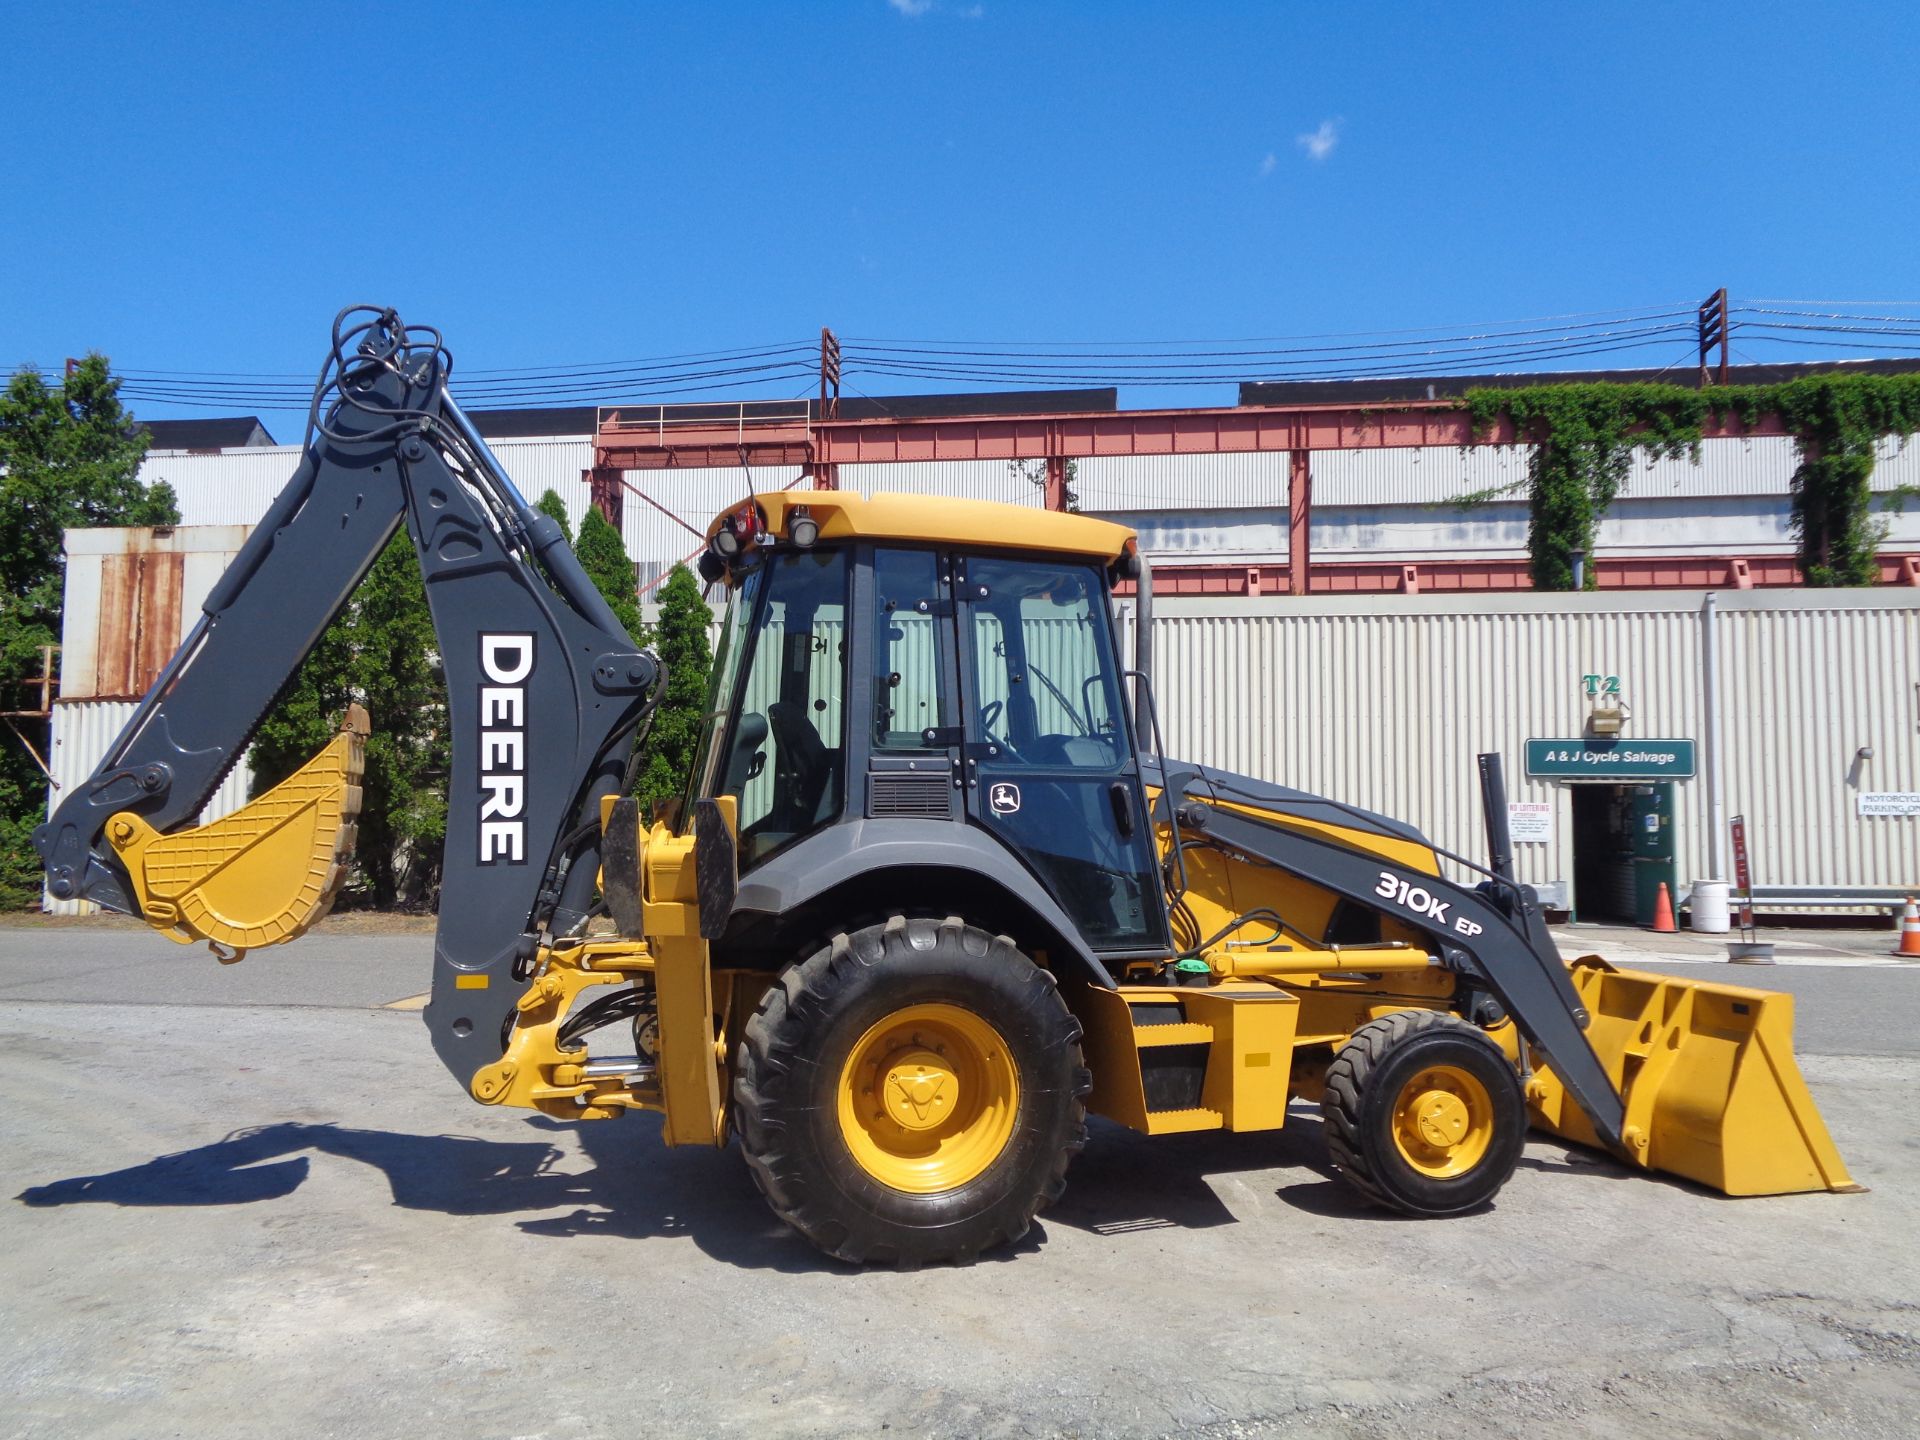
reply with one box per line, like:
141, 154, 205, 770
684, 492, 1169, 957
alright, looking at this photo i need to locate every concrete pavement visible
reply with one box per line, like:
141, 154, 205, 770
2, 920, 1916, 1439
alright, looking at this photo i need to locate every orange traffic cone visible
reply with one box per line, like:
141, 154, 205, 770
1650, 881, 1678, 934
1894, 896, 1920, 958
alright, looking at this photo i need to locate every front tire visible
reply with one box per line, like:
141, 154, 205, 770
734, 915, 1089, 1266
1322, 1009, 1526, 1216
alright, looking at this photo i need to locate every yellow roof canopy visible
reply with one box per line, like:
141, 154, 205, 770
705, 490, 1136, 564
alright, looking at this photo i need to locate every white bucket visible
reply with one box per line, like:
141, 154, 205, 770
1690, 879, 1732, 934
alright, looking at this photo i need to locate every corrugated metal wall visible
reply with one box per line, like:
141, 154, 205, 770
1307, 436, 1814, 506
1077, 452, 1291, 512
1716, 595, 1920, 891
141, 446, 303, 526
1103, 509, 1291, 563
1148, 590, 1920, 904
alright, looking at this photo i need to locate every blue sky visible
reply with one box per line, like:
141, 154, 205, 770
4, 2, 1916, 423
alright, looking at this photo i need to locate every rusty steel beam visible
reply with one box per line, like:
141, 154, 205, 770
595, 398, 1793, 474
1287, 451, 1312, 596
598, 435, 814, 471
803, 401, 1787, 465
1043, 455, 1069, 511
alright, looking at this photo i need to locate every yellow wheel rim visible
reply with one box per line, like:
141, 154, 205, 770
1391, 1063, 1495, 1178
836, 1002, 1020, 1194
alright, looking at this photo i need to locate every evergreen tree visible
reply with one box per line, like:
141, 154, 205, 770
0, 356, 177, 907
574, 505, 644, 641
251, 535, 447, 909
634, 563, 713, 809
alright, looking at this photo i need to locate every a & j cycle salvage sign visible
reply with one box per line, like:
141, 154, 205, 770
1524, 738, 1696, 780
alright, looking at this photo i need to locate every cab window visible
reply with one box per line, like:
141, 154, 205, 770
969, 559, 1125, 770
872, 548, 948, 749
717, 549, 851, 867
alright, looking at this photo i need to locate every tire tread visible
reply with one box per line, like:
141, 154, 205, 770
1322, 1008, 1520, 1215
735, 915, 1087, 1266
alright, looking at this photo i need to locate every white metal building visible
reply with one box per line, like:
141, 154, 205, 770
1147, 588, 1920, 918
137, 431, 1920, 588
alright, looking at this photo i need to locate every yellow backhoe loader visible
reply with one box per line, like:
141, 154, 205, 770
37, 308, 1858, 1265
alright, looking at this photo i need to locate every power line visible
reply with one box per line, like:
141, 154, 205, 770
82, 297, 1920, 416
842, 313, 1698, 363
840, 302, 1698, 346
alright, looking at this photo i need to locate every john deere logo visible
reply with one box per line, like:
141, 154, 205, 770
989, 782, 1021, 816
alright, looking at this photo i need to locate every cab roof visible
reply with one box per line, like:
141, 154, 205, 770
707, 490, 1136, 564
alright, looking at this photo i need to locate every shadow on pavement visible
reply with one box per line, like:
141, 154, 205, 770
20, 1105, 1466, 1260
1044, 1114, 1358, 1235
14, 1113, 876, 1273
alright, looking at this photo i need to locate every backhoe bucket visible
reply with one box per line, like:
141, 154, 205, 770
1526, 958, 1860, 1196
105, 705, 368, 957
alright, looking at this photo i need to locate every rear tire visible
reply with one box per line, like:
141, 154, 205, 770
734, 915, 1089, 1266
1322, 1009, 1525, 1216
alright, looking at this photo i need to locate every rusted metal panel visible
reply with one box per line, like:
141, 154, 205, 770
60, 527, 248, 702
87, 547, 183, 700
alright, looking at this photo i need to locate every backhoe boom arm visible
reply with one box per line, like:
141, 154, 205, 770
35, 307, 660, 1089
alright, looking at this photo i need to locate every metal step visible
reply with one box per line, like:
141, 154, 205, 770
1131, 1020, 1214, 1048
1142, 1106, 1224, 1135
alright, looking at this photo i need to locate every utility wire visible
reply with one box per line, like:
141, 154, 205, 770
92, 298, 1920, 415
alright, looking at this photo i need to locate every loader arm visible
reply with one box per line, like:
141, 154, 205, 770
1162, 765, 1629, 1149
35, 307, 661, 1090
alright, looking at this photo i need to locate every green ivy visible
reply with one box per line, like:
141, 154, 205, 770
1464, 373, 1920, 589
1734, 375, 1920, 586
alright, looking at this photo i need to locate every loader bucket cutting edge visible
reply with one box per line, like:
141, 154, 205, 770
1525, 958, 1862, 1196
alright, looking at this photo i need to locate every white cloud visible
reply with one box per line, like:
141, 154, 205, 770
1259, 152, 1278, 177
888, 0, 935, 14
959, 3, 984, 15
1296, 118, 1340, 162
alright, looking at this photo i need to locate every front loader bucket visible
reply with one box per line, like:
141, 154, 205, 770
104, 705, 368, 957
1526, 958, 1861, 1196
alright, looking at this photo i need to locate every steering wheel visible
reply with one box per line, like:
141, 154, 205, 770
977, 699, 1024, 762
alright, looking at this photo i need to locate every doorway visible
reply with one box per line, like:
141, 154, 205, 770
1570, 783, 1677, 925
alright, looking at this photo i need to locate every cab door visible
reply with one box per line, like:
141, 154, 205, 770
954, 553, 1169, 956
